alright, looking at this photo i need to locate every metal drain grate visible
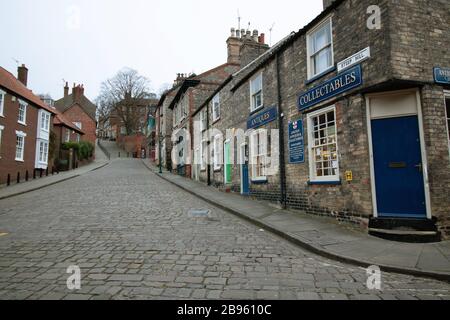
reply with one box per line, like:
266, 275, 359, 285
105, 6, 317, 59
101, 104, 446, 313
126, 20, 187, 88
188, 209, 211, 218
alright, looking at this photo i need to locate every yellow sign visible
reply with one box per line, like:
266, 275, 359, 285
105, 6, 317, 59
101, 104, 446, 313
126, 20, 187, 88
345, 171, 353, 182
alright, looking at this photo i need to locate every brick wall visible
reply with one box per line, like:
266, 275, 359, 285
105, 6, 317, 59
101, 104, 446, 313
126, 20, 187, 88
0, 92, 39, 185
62, 104, 97, 145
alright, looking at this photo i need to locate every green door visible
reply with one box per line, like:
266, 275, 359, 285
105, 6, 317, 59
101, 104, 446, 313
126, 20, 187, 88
224, 141, 232, 184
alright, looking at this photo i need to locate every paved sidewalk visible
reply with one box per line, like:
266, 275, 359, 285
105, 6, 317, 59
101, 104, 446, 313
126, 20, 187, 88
0, 145, 109, 200
142, 160, 450, 281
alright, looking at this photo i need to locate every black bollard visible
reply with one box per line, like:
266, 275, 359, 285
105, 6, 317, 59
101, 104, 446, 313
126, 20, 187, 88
46, 167, 49, 176
7, 174, 10, 186
33, 169, 36, 179
40, 169, 43, 178
17, 172, 20, 184
25, 170, 29, 181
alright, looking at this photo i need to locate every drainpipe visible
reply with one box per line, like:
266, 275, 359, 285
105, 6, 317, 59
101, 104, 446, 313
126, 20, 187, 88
276, 52, 287, 209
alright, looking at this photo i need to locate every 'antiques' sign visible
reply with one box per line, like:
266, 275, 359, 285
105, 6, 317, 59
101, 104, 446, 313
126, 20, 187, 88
247, 107, 278, 130
298, 65, 363, 111
288, 119, 305, 164
434, 67, 450, 85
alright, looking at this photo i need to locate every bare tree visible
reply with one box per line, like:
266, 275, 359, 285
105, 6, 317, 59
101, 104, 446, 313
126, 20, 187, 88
97, 68, 155, 136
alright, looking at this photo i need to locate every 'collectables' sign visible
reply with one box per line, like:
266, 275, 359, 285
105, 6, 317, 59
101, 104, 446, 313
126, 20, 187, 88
434, 67, 450, 85
337, 47, 371, 72
247, 107, 278, 130
298, 65, 363, 111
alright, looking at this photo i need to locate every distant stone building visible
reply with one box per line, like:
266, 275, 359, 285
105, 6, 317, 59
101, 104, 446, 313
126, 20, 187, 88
54, 83, 97, 145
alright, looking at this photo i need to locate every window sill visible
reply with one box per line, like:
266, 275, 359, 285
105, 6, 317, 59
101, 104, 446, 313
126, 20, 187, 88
15, 159, 24, 163
251, 177, 268, 184
305, 66, 337, 85
249, 105, 264, 116
308, 180, 341, 186
18, 122, 27, 126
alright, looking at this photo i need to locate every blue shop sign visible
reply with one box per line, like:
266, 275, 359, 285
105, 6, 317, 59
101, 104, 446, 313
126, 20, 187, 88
288, 119, 305, 164
298, 65, 363, 111
247, 107, 278, 130
434, 67, 450, 85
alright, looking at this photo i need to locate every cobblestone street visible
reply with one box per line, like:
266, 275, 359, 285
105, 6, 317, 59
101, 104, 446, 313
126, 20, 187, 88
0, 159, 449, 300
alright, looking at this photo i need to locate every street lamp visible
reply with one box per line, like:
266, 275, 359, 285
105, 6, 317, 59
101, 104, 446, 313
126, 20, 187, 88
158, 133, 163, 174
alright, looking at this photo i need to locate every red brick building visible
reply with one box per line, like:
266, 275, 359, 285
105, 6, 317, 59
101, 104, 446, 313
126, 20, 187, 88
0, 65, 57, 185
52, 109, 85, 169
54, 83, 97, 145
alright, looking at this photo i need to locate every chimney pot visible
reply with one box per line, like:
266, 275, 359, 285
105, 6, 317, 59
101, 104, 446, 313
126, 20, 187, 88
259, 33, 265, 44
64, 82, 69, 98
17, 64, 28, 86
236, 29, 241, 38
231, 27, 236, 37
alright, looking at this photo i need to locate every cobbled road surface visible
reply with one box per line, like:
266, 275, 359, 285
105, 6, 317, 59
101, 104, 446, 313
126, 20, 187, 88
0, 159, 449, 300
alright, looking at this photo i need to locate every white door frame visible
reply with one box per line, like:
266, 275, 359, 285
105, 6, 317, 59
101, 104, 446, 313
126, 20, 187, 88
240, 143, 247, 194
223, 139, 231, 185
365, 88, 432, 219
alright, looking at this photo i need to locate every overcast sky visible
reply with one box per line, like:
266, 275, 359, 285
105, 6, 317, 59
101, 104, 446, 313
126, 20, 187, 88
0, 0, 323, 101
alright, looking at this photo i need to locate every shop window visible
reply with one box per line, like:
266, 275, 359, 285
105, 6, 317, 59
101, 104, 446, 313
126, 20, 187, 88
250, 73, 263, 112
18, 101, 27, 125
307, 106, 339, 182
307, 17, 334, 79
250, 129, 268, 181
212, 94, 220, 122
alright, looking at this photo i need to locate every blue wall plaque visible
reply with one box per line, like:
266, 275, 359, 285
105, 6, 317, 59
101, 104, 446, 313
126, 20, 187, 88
298, 65, 363, 111
288, 119, 305, 164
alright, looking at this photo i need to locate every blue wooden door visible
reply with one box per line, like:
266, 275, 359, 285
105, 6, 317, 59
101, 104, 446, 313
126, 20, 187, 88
371, 116, 426, 218
241, 164, 249, 195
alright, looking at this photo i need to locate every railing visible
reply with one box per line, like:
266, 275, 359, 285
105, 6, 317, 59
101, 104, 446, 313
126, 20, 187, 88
97, 139, 111, 160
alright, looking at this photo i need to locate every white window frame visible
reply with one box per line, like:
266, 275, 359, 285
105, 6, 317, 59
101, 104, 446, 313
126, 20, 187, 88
38, 140, 49, 164
0, 125, 4, 159
18, 100, 27, 125
200, 109, 207, 132
307, 105, 340, 183
250, 73, 263, 113
40, 111, 51, 132
0, 89, 5, 117
213, 135, 222, 171
250, 129, 267, 181
306, 16, 334, 80
445, 91, 450, 159
15, 131, 27, 162
212, 94, 220, 122
65, 129, 71, 142
200, 139, 207, 170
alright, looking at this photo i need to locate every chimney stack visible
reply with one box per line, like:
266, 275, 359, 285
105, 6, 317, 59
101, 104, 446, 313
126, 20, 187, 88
323, 0, 336, 9
64, 82, 69, 98
17, 64, 28, 86
72, 83, 83, 102
258, 33, 265, 44
227, 27, 244, 64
